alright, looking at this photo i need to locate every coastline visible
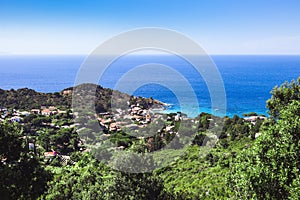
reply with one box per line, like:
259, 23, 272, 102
1, 55, 299, 118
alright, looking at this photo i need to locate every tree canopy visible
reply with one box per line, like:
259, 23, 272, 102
230, 100, 300, 198
0, 122, 51, 200
267, 77, 300, 118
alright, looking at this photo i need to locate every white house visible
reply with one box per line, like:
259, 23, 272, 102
10, 116, 22, 123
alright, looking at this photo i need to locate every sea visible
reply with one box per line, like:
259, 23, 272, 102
0, 55, 299, 117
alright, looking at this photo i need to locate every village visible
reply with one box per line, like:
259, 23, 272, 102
0, 91, 268, 167
0, 96, 186, 166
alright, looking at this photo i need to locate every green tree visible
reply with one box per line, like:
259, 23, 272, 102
230, 100, 300, 199
108, 152, 172, 200
50, 128, 79, 154
37, 128, 52, 152
0, 122, 23, 162
267, 77, 300, 118
32, 116, 51, 127
0, 122, 51, 200
41, 153, 107, 200
106, 172, 172, 200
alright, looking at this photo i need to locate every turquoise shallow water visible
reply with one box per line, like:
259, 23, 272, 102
0, 55, 299, 117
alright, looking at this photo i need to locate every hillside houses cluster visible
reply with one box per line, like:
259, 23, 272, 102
1, 108, 27, 123
0, 106, 67, 123
98, 112, 122, 132
96, 101, 159, 134
1, 98, 179, 165
0, 105, 78, 166
128, 104, 152, 124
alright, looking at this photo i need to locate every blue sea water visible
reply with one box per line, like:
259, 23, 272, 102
0, 55, 299, 117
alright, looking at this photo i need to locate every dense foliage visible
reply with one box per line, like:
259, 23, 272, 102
0, 88, 71, 110
267, 77, 300, 118
230, 100, 300, 199
0, 122, 51, 200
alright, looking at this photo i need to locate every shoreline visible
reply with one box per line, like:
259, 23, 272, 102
0, 86, 268, 118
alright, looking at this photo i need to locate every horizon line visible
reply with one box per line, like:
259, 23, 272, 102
1, 53, 300, 56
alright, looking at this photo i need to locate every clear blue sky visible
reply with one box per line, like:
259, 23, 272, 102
1, 0, 300, 55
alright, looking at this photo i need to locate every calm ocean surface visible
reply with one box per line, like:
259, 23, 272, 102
0, 55, 299, 117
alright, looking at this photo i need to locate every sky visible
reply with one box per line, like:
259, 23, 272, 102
1, 0, 300, 55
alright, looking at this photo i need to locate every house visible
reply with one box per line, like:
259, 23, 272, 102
57, 110, 67, 114
166, 125, 175, 132
174, 113, 182, 121
145, 114, 152, 123
101, 118, 112, 125
63, 89, 72, 95
10, 116, 22, 123
44, 151, 58, 158
174, 115, 181, 121
244, 116, 267, 123
12, 111, 20, 116
44, 151, 58, 164
41, 109, 51, 116
244, 116, 256, 122
109, 123, 117, 131
19, 111, 30, 116
109, 122, 120, 132
31, 109, 40, 114
48, 106, 57, 111
0, 108, 7, 112
131, 107, 142, 115
28, 143, 35, 151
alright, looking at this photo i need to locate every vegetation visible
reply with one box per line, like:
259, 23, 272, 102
0, 122, 51, 200
230, 100, 300, 199
0, 84, 136, 112
0, 77, 299, 199
267, 77, 300, 118
0, 88, 71, 110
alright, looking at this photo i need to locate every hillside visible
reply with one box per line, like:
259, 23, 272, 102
0, 84, 160, 113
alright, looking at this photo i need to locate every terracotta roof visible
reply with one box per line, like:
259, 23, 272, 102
44, 151, 57, 157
